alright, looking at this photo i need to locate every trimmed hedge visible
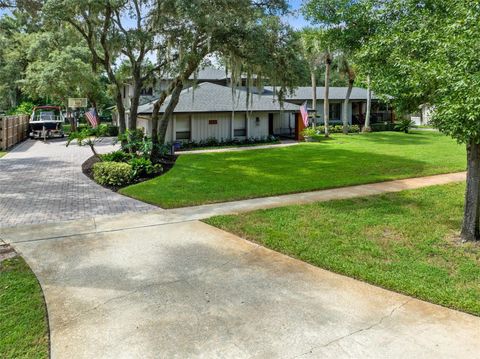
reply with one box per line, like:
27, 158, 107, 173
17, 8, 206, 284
93, 161, 133, 187
370, 122, 397, 132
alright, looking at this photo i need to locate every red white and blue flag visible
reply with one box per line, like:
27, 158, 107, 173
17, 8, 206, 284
300, 101, 309, 127
85, 108, 99, 128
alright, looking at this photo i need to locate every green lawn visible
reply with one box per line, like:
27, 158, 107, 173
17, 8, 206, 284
0, 151, 6, 158
206, 183, 480, 316
120, 131, 466, 208
0, 257, 49, 358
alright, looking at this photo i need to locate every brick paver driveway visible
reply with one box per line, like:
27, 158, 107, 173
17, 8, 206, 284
0, 138, 155, 228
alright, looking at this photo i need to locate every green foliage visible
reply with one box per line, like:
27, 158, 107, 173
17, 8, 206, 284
301, 127, 318, 137
9, 101, 35, 115
100, 150, 132, 163
395, 119, 416, 134
370, 123, 397, 132
120, 132, 465, 208
117, 129, 148, 155
0, 257, 49, 358
128, 157, 162, 178
172, 136, 279, 150
66, 124, 109, 158
316, 125, 360, 134
93, 161, 133, 187
357, 0, 480, 144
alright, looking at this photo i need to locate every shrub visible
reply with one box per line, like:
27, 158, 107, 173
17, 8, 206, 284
168, 135, 280, 150
93, 161, 133, 187
350, 125, 361, 133
8, 101, 35, 115
395, 119, 416, 133
128, 157, 162, 177
105, 124, 119, 136
370, 122, 397, 132
302, 127, 319, 137
101, 150, 131, 162
117, 129, 147, 154
315, 125, 360, 134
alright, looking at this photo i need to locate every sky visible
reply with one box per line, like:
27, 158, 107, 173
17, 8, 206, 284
0, 1, 310, 29
285, 0, 309, 29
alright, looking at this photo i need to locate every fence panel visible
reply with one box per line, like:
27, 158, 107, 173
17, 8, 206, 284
0, 115, 29, 150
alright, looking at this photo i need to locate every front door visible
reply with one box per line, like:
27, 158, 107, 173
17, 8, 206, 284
268, 113, 274, 136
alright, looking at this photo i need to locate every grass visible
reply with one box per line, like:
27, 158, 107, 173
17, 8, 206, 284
0, 151, 6, 158
121, 131, 466, 208
205, 183, 480, 316
0, 257, 49, 358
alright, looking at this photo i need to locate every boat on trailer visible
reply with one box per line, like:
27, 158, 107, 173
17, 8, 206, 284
29, 106, 65, 139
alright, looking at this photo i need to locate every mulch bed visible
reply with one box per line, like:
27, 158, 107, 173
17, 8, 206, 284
82, 154, 178, 192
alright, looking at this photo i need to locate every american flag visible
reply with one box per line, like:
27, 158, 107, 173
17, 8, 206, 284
300, 101, 309, 127
85, 108, 99, 128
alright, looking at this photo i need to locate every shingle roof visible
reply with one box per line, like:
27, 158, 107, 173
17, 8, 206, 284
162, 67, 227, 81
265, 86, 379, 101
138, 82, 299, 114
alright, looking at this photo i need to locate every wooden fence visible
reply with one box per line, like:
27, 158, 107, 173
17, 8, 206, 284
0, 115, 29, 150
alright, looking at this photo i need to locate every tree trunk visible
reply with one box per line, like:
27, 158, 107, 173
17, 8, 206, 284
129, 85, 141, 132
89, 142, 101, 160
158, 84, 184, 144
363, 74, 372, 132
311, 71, 317, 128
343, 78, 354, 134
115, 89, 126, 134
129, 69, 143, 131
324, 55, 331, 137
461, 142, 480, 241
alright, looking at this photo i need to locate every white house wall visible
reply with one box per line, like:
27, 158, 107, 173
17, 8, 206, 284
248, 112, 269, 138
190, 113, 233, 141
139, 111, 298, 143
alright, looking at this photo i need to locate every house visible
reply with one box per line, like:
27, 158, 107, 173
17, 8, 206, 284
136, 82, 301, 143
273, 86, 395, 126
410, 104, 433, 125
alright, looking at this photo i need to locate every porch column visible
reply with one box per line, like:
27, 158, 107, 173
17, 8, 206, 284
246, 113, 250, 138
172, 115, 176, 141
230, 112, 234, 139
190, 114, 194, 141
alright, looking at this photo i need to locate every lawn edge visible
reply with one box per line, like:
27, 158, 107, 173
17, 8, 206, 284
120, 170, 467, 209
202, 214, 480, 318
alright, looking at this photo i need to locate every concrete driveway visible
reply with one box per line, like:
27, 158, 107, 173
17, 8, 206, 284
0, 139, 154, 227
2, 217, 479, 359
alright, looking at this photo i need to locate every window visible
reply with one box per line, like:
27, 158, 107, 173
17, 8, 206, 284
329, 103, 341, 121
140, 87, 153, 96
176, 117, 191, 141
234, 129, 246, 136
234, 115, 247, 137
209, 120, 218, 125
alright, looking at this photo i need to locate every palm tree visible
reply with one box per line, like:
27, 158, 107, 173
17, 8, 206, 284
300, 29, 332, 137
337, 55, 356, 134
363, 74, 372, 132
300, 29, 320, 129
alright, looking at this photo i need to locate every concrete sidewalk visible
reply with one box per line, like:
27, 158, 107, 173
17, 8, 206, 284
1, 171, 466, 243
8, 220, 480, 358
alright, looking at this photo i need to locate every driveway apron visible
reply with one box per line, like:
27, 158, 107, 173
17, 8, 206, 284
2, 219, 479, 359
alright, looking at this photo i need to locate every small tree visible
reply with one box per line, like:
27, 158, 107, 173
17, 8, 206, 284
66, 125, 108, 159
359, 0, 480, 241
